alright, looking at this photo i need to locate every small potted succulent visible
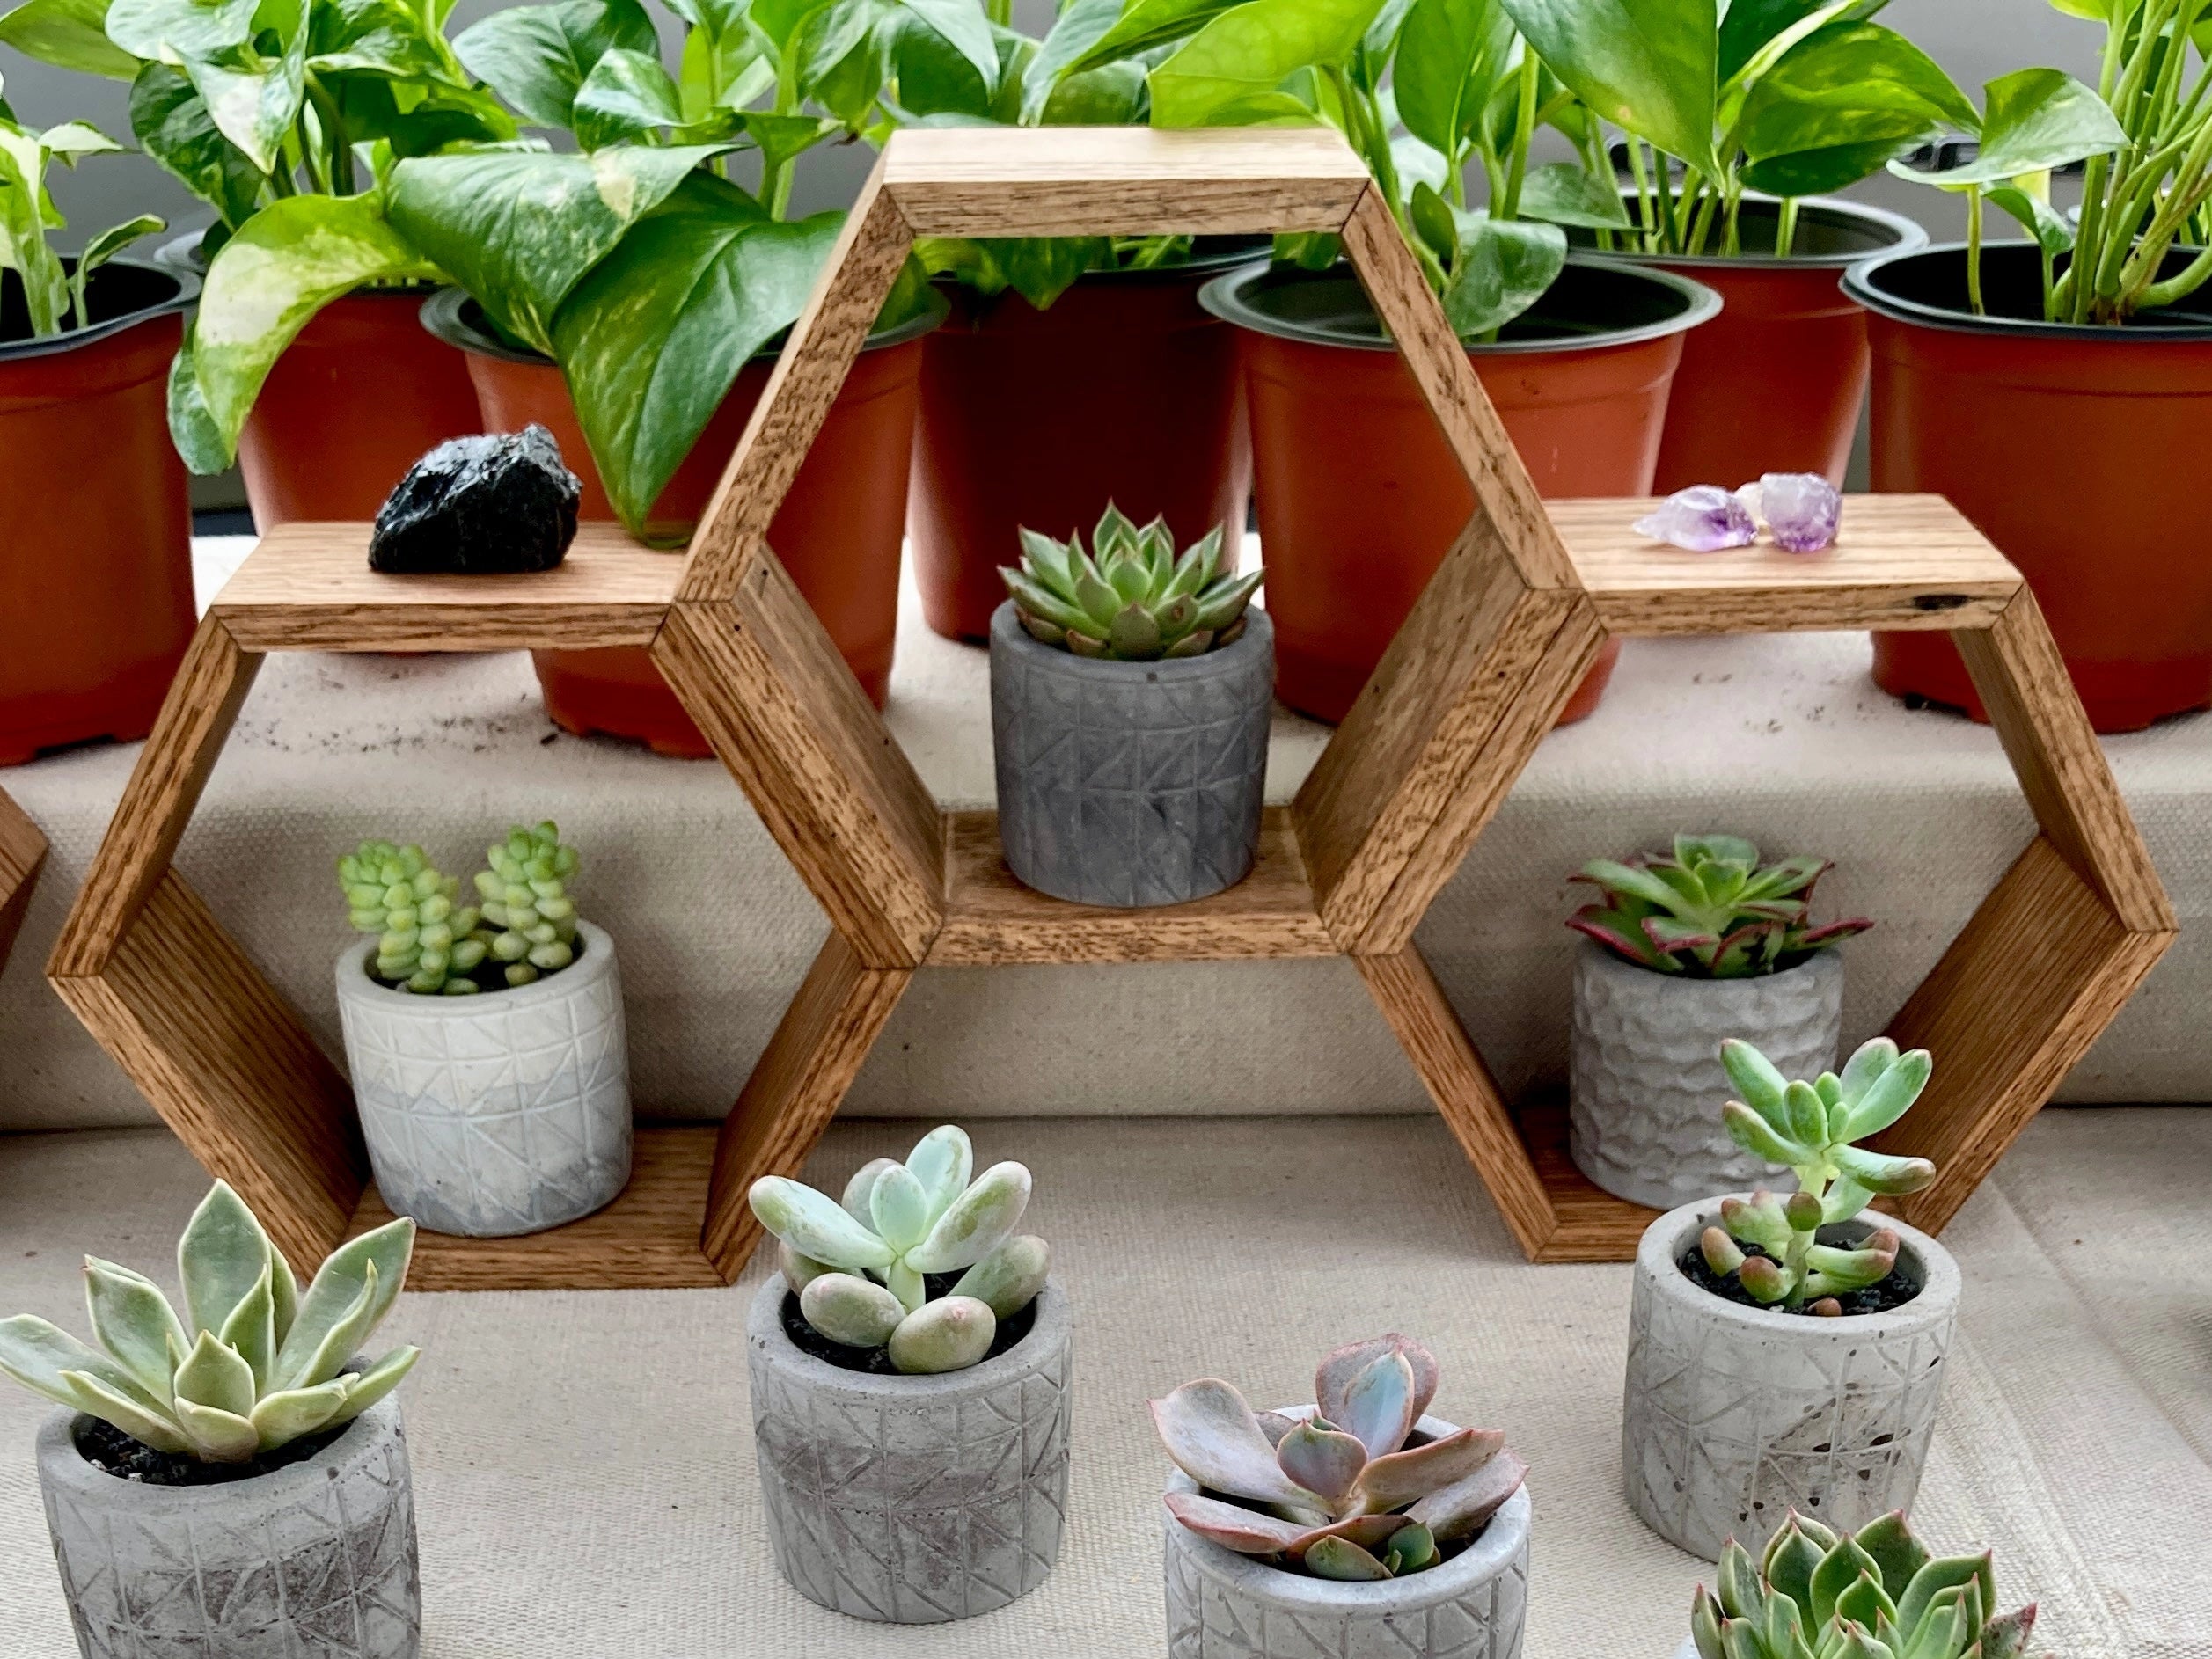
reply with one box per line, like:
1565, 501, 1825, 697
1674, 1510, 2049, 1659
1623, 1038, 1960, 1561
333, 823, 631, 1238
992, 505, 1268, 908
745, 1125, 1067, 1623
1567, 836, 1871, 1209
0, 1181, 422, 1658
1155, 1333, 1530, 1659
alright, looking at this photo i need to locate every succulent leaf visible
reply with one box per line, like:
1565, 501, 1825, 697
1849, 1512, 1928, 1598
249, 1378, 349, 1451
1351, 1425, 1505, 1515
329, 1345, 418, 1423
1812, 1538, 1886, 1627
1723, 1100, 1806, 1166
1702, 1227, 1747, 1275
903, 1125, 973, 1224
177, 1181, 274, 1340
1718, 1538, 1767, 1619
1834, 1570, 1897, 1630
1275, 1421, 1369, 1507
1317, 1334, 1439, 1426
840, 1158, 898, 1225
1722, 1194, 1793, 1253
949, 1234, 1050, 1319
905, 1161, 1030, 1275
1162, 1489, 1312, 1553
1005, 507, 1256, 661
1152, 1379, 1326, 1509
1893, 1555, 1993, 1644
1783, 1081, 1831, 1150
216, 1267, 276, 1392
1404, 1447, 1527, 1540
1305, 1535, 1392, 1580
868, 1163, 931, 1253
1721, 1038, 1792, 1126
276, 1217, 413, 1390
1331, 1348, 1417, 1461
1383, 1522, 1437, 1575
887, 1296, 995, 1374
1691, 1588, 1728, 1659
777, 1242, 835, 1293
172, 1330, 257, 1419
1839, 1048, 1933, 1141
748, 1177, 897, 1275
801, 1273, 905, 1348
82, 1261, 189, 1403
1828, 1144, 1938, 1197
0, 1315, 163, 1414
174, 1396, 260, 1461
60, 1369, 193, 1453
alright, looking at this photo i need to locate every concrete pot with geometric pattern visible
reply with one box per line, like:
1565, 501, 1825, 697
1622, 1197, 1960, 1561
1569, 945, 1842, 1210
990, 600, 1272, 907
333, 919, 631, 1237
35, 1395, 420, 1658
1163, 1435, 1530, 1659
745, 1272, 1073, 1623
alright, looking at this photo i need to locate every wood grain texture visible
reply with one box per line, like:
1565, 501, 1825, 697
678, 172, 912, 604
1957, 589, 2175, 933
48, 617, 260, 979
49, 872, 363, 1271
1879, 835, 2172, 1235
0, 786, 46, 975
1561, 494, 2022, 634
214, 524, 676, 651
883, 127, 1370, 237
928, 807, 1336, 964
1517, 1103, 1666, 1261
654, 594, 942, 967
350, 1127, 725, 1291
1339, 185, 1576, 592
1356, 945, 1557, 1258
700, 933, 912, 1279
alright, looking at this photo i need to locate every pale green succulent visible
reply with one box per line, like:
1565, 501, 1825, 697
749, 1125, 1048, 1375
472, 822, 582, 988
1000, 503, 1262, 661
1699, 1037, 1940, 1313
0, 1181, 419, 1464
339, 841, 487, 995
1694, 1511, 2047, 1659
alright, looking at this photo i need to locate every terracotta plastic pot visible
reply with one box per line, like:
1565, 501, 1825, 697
1846, 243, 2212, 731
1205, 258, 1720, 724
908, 238, 1262, 642
1584, 195, 1925, 491
2, 260, 198, 766
424, 290, 941, 753
161, 232, 481, 528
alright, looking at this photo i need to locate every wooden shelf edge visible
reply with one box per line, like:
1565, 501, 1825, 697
1518, 1103, 1662, 1263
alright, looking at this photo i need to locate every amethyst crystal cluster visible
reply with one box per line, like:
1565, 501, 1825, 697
1634, 473, 1842, 553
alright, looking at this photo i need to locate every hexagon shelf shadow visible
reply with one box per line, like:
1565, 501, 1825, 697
48, 128, 2174, 1289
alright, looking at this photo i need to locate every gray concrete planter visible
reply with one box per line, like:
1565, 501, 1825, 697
1569, 946, 1842, 1210
990, 600, 1272, 907
746, 1272, 1073, 1622
1164, 1419, 1530, 1659
333, 918, 631, 1237
1622, 1197, 1960, 1561
36, 1398, 419, 1658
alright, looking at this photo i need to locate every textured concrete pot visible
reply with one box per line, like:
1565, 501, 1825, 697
1622, 1198, 1960, 1561
36, 1397, 420, 1658
990, 601, 1272, 907
1569, 946, 1842, 1210
746, 1273, 1073, 1622
1163, 1417, 1530, 1659
334, 919, 631, 1237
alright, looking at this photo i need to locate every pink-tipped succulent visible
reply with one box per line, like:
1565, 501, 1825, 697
1151, 1334, 1526, 1582
1569, 833, 1871, 979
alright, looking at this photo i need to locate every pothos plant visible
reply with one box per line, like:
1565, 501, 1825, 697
0, 83, 164, 337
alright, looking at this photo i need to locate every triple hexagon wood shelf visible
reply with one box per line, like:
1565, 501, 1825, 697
45, 128, 2173, 1290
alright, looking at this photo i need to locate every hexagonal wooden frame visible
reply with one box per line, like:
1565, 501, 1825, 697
47, 128, 2173, 1289
0, 785, 46, 975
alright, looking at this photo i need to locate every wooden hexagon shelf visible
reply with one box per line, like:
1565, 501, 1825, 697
48, 128, 2173, 1288
1, 785, 47, 974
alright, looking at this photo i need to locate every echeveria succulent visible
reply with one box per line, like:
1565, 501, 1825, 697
749, 1126, 1048, 1375
1570, 834, 1871, 978
472, 822, 582, 987
1000, 502, 1261, 661
1699, 1037, 1940, 1313
1154, 1334, 1526, 1581
1694, 1511, 2047, 1659
340, 841, 487, 994
0, 1182, 418, 1463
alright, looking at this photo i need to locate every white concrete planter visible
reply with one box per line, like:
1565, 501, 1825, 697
1569, 945, 1842, 1209
36, 1398, 419, 1658
1163, 1413, 1530, 1659
745, 1273, 1073, 1622
334, 918, 631, 1237
1622, 1197, 1960, 1561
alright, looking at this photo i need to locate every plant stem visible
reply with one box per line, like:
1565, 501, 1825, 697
1625, 135, 1657, 251
1774, 195, 1798, 257
1498, 49, 1539, 219
1966, 186, 1984, 316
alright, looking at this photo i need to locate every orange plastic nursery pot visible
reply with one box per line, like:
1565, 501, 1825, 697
1603, 197, 1925, 492
906, 238, 1262, 642
1846, 243, 2212, 732
2, 261, 198, 767
1203, 259, 1720, 725
424, 290, 941, 755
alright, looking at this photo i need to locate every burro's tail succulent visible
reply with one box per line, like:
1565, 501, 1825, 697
1570, 833, 1871, 978
1153, 1334, 1526, 1582
1693, 1511, 2048, 1659
1000, 502, 1262, 661
0, 1181, 419, 1463
748, 1125, 1049, 1375
1699, 1036, 1941, 1314
472, 821, 582, 988
340, 840, 487, 994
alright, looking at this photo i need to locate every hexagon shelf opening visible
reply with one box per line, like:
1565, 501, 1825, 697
48, 128, 2173, 1288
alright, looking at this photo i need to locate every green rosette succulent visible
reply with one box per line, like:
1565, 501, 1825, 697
748, 1126, 1049, 1376
340, 840, 487, 994
1570, 835, 1871, 978
0, 1181, 418, 1463
1000, 503, 1262, 661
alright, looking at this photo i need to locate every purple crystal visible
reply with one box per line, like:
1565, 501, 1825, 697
1633, 485, 1756, 552
1744, 471, 1841, 552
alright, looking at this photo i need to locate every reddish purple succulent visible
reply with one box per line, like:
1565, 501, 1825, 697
1568, 833, 1871, 978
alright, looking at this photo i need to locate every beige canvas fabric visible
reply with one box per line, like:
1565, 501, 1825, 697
1, 1109, 2207, 1657
1, 541, 2206, 1132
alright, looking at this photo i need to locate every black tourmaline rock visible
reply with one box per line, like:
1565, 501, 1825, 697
368, 424, 582, 574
